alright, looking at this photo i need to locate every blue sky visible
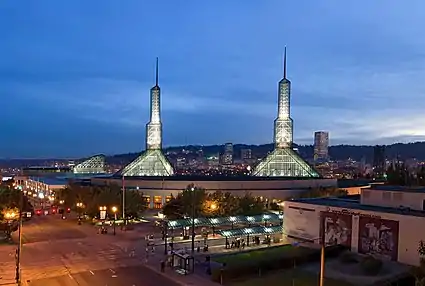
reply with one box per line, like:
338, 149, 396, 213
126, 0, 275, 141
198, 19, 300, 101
1, 0, 425, 158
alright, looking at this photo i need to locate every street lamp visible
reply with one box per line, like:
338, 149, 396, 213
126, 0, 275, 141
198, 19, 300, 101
111, 206, 118, 235
210, 203, 217, 211
16, 185, 23, 285
5, 212, 16, 220
76, 202, 83, 224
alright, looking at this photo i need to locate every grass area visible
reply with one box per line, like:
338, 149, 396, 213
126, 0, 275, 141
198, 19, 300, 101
230, 268, 353, 286
213, 245, 314, 265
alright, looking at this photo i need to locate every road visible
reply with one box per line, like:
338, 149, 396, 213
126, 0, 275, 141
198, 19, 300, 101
21, 213, 88, 244
28, 265, 181, 286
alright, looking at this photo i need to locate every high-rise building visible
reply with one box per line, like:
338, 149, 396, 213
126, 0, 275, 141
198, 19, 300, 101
222, 143, 233, 165
373, 145, 386, 179
120, 58, 174, 176
252, 48, 320, 177
314, 131, 329, 162
241, 149, 252, 160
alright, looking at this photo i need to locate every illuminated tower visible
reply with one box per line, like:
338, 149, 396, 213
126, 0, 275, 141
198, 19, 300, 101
274, 47, 293, 148
146, 57, 162, 150
252, 48, 320, 177
120, 58, 174, 176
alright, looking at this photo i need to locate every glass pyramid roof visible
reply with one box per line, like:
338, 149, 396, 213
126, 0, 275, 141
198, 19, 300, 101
120, 149, 174, 176
252, 148, 320, 177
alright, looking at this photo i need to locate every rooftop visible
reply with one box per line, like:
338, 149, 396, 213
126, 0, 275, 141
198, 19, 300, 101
29, 177, 68, 186
369, 185, 425, 194
23, 166, 71, 171
104, 174, 332, 182
337, 179, 373, 188
292, 196, 425, 218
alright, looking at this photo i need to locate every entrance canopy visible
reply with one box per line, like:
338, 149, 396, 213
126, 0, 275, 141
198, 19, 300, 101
217, 225, 283, 238
166, 213, 283, 230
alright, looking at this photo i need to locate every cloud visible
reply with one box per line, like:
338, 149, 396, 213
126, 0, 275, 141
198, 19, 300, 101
2, 0, 425, 157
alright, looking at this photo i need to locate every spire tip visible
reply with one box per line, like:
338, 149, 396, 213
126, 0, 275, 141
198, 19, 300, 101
283, 47, 287, 79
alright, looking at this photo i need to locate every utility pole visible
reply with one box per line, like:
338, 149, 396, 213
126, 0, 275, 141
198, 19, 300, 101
319, 215, 325, 286
191, 187, 195, 253
16, 186, 23, 285
122, 175, 126, 228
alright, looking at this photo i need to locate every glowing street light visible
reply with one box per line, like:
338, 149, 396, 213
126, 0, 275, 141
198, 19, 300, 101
76, 203, 84, 224
210, 203, 217, 210
111, 206, 118, 235
5, 212, 16, 220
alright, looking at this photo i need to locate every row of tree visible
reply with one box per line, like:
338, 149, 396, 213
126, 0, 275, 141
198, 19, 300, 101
386, 164, 425, 186
162, 185, 266, 220
162, 184, 348, 220
58, 183, 147, 218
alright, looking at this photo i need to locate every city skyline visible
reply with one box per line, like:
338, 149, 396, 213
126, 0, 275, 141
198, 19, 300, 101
2, 1, 425, 158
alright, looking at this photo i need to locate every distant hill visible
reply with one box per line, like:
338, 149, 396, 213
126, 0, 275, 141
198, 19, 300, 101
106, 141, 425, 165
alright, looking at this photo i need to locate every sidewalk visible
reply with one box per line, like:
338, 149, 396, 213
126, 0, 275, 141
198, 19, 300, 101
142, 252, 217, 286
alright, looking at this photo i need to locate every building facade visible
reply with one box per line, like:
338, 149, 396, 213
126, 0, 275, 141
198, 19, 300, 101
373, 145, 386, 179
222, 143, 234, 165
314, 131, 329, 162
92, 176, 337, 209
284, 186, 425, 266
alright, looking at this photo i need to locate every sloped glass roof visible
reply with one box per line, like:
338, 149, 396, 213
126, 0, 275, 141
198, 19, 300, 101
120, 149, 174, 176
252, 148, 320, 177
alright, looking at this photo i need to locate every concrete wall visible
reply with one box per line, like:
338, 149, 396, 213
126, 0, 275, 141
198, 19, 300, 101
361, 188, 425, 211
284, 201, 425, 266
91, 177, 337, 200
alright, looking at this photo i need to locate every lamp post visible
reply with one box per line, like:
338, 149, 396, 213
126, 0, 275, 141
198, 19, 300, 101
76, 202, 83, 224
112, 206, 117, 235
59, 200, 65, 219
191, 186, 195, 253
16, 185, 23, 285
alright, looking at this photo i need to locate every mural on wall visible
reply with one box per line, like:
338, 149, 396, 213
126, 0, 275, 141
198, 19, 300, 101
358, 216, 399, 261
320, 211, 353, 248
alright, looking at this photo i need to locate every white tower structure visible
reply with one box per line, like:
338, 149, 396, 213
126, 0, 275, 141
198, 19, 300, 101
252, 48, 320, 177
120, 58, 174, 176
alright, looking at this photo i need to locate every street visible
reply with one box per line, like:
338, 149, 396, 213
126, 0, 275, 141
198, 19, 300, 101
28, 265, 181, 286
20, 214, 88, 244
0, 212, 186, 285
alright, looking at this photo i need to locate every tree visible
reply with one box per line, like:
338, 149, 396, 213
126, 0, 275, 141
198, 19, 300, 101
162, 198, 185, 219
59, 183, 146, 218
269, 202, 281, 211
204, 191, 240, 217
418, 166, 425, 186
237, 193, 265, 215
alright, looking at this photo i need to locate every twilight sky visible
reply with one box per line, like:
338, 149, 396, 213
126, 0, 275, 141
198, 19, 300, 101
1, 0, 425, 158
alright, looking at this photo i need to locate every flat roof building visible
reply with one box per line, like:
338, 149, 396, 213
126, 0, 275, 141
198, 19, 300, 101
284, 185, 425, 266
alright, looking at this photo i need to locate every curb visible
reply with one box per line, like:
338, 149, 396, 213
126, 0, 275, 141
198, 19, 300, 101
143, 262, 189, 286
